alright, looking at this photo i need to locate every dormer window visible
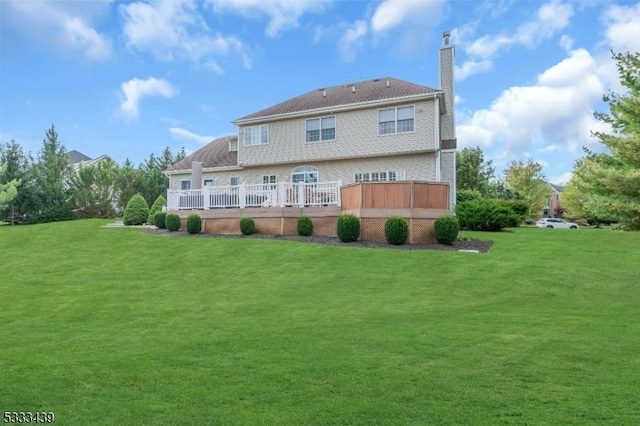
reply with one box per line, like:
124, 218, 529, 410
306, 116, 336, 142
229, 139, 238, 151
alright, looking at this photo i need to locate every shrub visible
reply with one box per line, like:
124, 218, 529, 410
384, 215, 409, 245
434, 214, 459, 244
336, 213, 360, 242
165, 213, 181, 232
240, 217, 256, 235
154, 212, 167, 229
186, 213, 202, 234
297, 216, 313, 236
496, 199, 528, 226
123, 194, 150, 226
456, 189, 483, 204
456, 199, 518, 232
147, 195, 166, 225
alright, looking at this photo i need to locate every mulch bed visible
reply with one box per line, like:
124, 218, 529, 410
147, 228, 493, 252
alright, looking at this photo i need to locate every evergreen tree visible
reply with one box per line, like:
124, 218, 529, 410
70, 158, 119, 218
570, 52, 640, 229
25, 125, 74, 223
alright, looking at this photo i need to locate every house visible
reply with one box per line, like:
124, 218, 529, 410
543, 183, 565, 218
165, 32, 457, 242
68, 150, 114, 171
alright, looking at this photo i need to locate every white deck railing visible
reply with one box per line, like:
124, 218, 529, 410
167, 181, 342, 210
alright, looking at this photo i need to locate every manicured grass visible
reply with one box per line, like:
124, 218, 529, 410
1, 220, 639, 425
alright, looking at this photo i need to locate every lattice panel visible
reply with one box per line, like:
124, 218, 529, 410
409, 218, 435, 244
360, 218, 388, 243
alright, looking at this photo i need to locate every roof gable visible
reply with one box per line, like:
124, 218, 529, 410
166, 135, 237, 172
234, 77, 439, 123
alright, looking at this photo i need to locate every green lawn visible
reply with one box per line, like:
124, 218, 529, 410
1, 220, 639, 425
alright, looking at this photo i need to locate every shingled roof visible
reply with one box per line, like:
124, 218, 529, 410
166, 135, 237, 172
234, 77, 439, 122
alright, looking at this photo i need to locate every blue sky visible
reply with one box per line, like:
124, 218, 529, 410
1, 0, 639, 184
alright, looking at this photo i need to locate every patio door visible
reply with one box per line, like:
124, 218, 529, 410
291, 165, 318, 184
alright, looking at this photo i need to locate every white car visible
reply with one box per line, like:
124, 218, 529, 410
536, 218, 579, 229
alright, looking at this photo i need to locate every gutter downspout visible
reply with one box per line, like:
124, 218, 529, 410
434, 93, 441, 182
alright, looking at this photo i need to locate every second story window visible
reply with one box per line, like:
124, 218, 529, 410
243, 125, 269, 146
379, 106, 414, 135
306, 116, 336, 142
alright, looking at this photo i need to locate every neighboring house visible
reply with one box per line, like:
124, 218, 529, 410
544, 183, 565, 218
166, 32, 457, 210
68, 150, 113, 171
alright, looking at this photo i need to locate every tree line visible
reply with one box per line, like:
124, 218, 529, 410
0, 125, 185, 224
457, 51, 639, 230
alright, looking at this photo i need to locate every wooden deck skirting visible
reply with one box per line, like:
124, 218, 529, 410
168, 181, 450, 243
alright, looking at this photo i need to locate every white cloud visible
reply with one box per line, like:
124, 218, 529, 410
457, 49, 608, 157
559, 35, 574, 51
370, 0, 441, 32
550, 172, 572, 185
603, 2, 640, 53
119, 77, 178, 119
455, 59, 492, 81
338, 21, 368, 63
169, 127, 215, 145
456, 0, 574, 79
3, 0, 112, 61
121, 0, 245, 70
207, 0, 326, 37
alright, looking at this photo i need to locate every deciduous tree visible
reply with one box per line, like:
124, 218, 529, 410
504, 159, 548, 220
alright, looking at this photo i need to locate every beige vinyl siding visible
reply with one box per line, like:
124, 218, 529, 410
439, 45, 455, 141
440, 150, 455, 210
191, 153, 436, 187
169, 174, 191, 191
238, 99, 437, 167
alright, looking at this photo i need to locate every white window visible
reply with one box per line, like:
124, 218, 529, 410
228, 140, 238, 152
262, 175, 277, 184
203, 179, 213, 187
306, 116, 336, 142
181, 180, 191, 190
243, 125, 269, 146
230, 177, 239, 186
355, 170, 405, 183
292, 165, 318, 183
379, 106, 414, 135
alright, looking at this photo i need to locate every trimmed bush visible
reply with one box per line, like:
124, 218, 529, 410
455, 199, 518, 232
154, 212, 167, 229
336, 213, 360, 242
165, 213, 181, 232
147, 195, 167, 225
186, 213, 202, 234
297, 216, 313, 236
123, 194, 150, 226
434, 214, 460, 244
384, 215, 409, 245
240, 217, 256, 235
